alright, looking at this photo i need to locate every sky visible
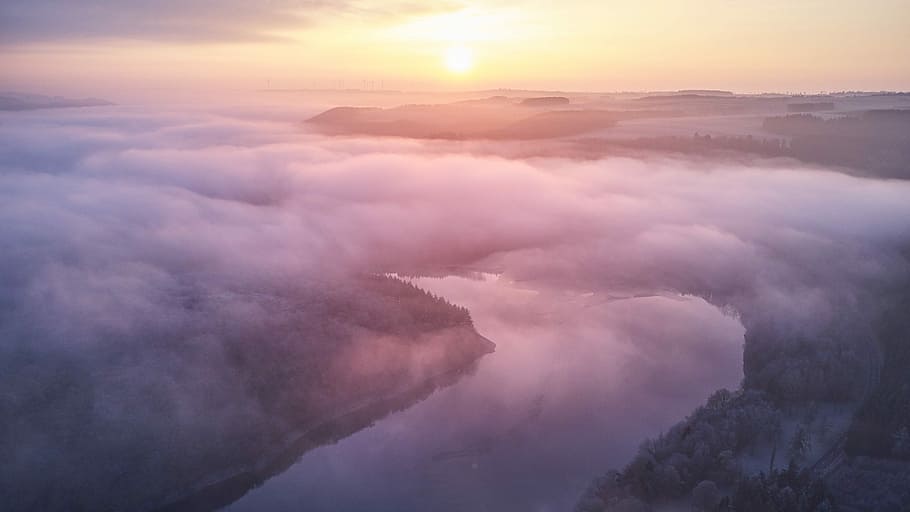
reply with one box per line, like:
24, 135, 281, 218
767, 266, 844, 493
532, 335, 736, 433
1, 0, 909, 98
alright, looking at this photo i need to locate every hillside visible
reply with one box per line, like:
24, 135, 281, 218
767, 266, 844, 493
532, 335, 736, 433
576, 266, 910, 511
0, 92, 113, 111
0, 274, 494, 512
306, 98, 620, 140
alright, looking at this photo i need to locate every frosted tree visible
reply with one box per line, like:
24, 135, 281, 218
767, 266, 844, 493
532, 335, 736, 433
691, 480, 721, 511
787, 425, 811, 466
892, 426, 910, 458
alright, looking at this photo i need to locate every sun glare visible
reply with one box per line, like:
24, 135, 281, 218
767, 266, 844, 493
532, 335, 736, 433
445, 45, 474, 74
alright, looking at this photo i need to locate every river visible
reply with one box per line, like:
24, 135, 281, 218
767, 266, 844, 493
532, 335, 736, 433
224, 274, 744, 512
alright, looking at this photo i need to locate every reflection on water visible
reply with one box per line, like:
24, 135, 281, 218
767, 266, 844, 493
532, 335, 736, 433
224, 275, 744, 512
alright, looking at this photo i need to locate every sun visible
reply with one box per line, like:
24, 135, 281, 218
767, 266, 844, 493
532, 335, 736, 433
444, 45, 474, 74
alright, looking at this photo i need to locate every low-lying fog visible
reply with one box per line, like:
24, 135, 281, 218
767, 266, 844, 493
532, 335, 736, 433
227, 274, 743, 512
2, 97, 909, 510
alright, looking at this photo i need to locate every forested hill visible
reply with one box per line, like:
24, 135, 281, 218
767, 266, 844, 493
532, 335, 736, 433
576, 260, 910, 511
0, 274, 493, 512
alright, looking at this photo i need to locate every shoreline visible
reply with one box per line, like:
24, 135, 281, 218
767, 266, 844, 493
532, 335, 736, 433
150, 329, 495, 512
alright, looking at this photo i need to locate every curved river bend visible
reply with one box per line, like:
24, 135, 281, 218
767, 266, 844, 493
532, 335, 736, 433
225, 274, 744, 512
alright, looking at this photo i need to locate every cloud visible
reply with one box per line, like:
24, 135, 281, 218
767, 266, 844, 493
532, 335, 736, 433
4, 104, 909, 338
0, 0, 463, 44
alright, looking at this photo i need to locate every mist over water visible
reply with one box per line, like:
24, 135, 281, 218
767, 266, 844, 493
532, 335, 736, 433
2, 100, 910, 510
227, 275, 744, 512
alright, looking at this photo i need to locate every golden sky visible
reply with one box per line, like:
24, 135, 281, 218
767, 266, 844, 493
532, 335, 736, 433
1, 0, 908, 96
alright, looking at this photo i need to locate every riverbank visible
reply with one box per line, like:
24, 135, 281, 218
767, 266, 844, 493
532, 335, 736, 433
150, 326, 494, 512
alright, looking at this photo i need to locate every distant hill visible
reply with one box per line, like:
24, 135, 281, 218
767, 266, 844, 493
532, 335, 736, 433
306, 100, 620, 140
787, 102, 835, 112
489, 110, 617, 139
678, 89, 734, 96
635, 93, 741, 101
520, 96, 571, 107
0, 92, 113, 111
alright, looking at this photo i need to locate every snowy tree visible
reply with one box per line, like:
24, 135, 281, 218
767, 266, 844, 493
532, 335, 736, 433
787, 425, 811, 466
691, 480, 721, 511
892, 426, 910, 458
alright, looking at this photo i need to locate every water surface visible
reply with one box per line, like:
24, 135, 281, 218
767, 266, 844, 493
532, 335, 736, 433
225, 275, 743, 512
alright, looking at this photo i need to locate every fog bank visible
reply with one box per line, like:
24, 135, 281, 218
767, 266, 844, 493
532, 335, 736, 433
2, 103, 909, 509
